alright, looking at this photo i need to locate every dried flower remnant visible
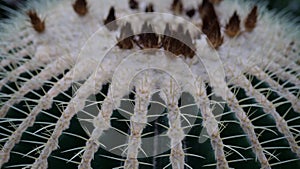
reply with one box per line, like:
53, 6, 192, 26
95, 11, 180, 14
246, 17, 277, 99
245, 5, 258, 32
104, 7, 118, 31
27, 10, 45, 33
73, 0, 88, 16
225, 11, 241, 37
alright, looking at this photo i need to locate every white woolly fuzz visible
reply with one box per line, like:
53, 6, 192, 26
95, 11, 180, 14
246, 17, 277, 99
0, 0, 299, 169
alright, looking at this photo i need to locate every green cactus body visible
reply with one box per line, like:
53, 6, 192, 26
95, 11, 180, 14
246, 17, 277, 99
0, 0, 299, 169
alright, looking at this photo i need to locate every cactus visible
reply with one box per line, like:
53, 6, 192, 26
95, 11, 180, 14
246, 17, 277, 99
0, 0, 300, 168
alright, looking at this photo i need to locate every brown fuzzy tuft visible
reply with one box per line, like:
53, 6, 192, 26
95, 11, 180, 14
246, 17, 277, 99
145, 3, 154, 12
245, 6, 258, 32
116, 22, 196, 58
225, 11, 241, 37
27, 10, 45, 33
73, 0, 88, 16
198, 0, 218, 22
199, 0, 223, 49
117, 22, 135, 49
136, 22, 161, 49
182, 30, 196, 58
162, 24, 195, 58
129, 0, 139, 10
104, 7, 118, 31
171, 0, 183, 14
202, 17, 223, 49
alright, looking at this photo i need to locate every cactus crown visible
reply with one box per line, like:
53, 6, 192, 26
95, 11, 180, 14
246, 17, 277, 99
0, 0, 299, 169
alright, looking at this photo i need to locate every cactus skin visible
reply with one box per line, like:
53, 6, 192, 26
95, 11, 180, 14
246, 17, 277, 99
0, 0, 300, 169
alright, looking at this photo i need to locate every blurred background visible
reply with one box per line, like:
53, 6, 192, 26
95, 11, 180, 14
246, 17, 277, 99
0, 0, 300, 19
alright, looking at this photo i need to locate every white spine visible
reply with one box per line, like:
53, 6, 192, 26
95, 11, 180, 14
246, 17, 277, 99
224, 87, 271, 169
228, 71, 300, 158
249, 66, 300, 112
267, 61, 300, 86
31, 72, 109, 169
0, 55, 72, 117
0, 66, 82, 167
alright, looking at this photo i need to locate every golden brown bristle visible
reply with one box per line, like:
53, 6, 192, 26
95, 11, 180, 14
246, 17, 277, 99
199, 0, 218, 22
73, 0, 88, 16
162, 33, 182, 56
117, 22, 135, 49
162, 23, 171, 46
201, 12, 215, 35
129, 0, 139, 10
170, 24, 185, 56
245, 5, 258, 32
27, 10, 45, 33
116, 22, 196, 58
171, 0, 183, 14
163, 24, 195, 58
225, 11, 241, 37
136, 22, 161, 49
104, 7, 118, 31
182, 30, 195, 58
145, 3, 154, 12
